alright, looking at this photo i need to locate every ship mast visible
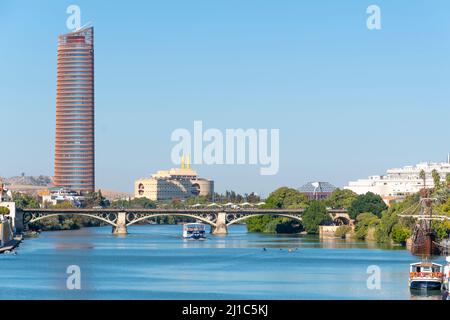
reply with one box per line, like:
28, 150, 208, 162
411, 170, 440, 256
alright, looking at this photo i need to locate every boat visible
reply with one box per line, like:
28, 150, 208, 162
410, 197, 441, 256
182, 223, 206, 240
409, 260, 444, 291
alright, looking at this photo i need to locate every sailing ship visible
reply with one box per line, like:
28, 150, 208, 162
410, 195, 441, 256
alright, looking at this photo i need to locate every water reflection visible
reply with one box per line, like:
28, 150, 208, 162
55, 243, 95, 250
0, 224, 446, 300
410, 289, 442, 300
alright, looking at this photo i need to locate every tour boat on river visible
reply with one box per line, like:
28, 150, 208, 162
182, 223, 206, 240
409, 261, 444, 291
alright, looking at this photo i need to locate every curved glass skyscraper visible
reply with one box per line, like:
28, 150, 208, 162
54, 27, 95, 193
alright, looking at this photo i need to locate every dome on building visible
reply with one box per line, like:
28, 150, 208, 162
298, 182, 336, 193
298, 182, 336, 200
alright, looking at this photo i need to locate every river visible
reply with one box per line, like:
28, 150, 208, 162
0, 224, 444, 300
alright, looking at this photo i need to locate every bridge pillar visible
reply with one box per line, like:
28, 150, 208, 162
211, 212, 228, 235
112, 212, 128, 235
14, 209, 24, 234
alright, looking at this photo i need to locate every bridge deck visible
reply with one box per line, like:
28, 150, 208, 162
22, 208, 348, 214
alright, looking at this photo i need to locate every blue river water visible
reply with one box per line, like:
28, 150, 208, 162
0, 224, 445, 300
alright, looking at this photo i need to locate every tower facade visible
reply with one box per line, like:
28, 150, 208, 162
54, 27, 95, 193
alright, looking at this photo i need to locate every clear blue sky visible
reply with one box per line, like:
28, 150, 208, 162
1, 0, 450, 196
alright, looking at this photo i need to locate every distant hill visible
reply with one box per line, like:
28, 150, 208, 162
0, 175, 131, 199
0, 175, 53, 195
101, 189, 132, 200
3, 175, 53, 187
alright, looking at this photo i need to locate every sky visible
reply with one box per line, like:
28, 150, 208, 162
1, 0, 450, 196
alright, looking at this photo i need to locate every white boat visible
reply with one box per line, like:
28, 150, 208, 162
182, 223, 206, 240
409, 261, 444, 291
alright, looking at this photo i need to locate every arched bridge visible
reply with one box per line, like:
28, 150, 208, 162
19, 208, 351, 235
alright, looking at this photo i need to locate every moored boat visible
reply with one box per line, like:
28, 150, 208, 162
182, 223, 206, 240
409, 261, 443, 291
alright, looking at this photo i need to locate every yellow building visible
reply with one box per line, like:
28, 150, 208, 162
135, 157, 214, 201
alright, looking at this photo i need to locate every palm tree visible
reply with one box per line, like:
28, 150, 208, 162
419, 170, 426, 187
419, 169, 428, 198
432, 169, 441, 190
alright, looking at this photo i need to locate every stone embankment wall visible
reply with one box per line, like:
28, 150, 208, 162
0, 218, 14, 246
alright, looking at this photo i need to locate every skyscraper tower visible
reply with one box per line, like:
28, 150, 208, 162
54, 26, 95, 193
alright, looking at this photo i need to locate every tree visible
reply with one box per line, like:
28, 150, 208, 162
374, 194, 419, 244
0, 207, 10, 215
111, 197, 156, 209
391, 224, 411, 244
275, 219, 303, 234
354, 212, 380, 240
264, 187, 309, 209
131, 197, 157, 208
335, 225, 352, 238
432, 169, 441, 190
246, 187, 308, 233
12, 192, 39, 209
446, 173, 450, 188
84, 190, 108, 208
53, 201, 74, 209
439, 197, 450, 215
246, 192, 261, 204
434, 185, 449, 205
348, 192, 387, 219
419, 169, 426, 187
375, 210, 399, 244
246, 215, 277, 232
302, 201, 332, 234
325, 188, 357, 210
431, 220, 450, 240
184, 196, 210, 206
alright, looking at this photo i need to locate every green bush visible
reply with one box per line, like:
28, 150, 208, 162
335, 225, 352, 238
348, 192, 387, 219
374, 211, 398, 243
354, 212, 380, 240
263, 187, 309, 209
246, 187, 309, 233
431, 220, 450, 240
275, 219, 303, 234
391, 225, 411, 244
325, 189, 357, 210
302, 201, 332, 234
246, 215, 283, 233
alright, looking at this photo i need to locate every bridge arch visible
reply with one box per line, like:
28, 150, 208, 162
27, 213, 118, 227
333, 216, 351, 226
226, 213, 303, 226
125, 213, 217, 227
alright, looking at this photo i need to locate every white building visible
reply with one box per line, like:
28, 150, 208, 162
41, 188, 84, 207
0, 180, 17, 233
135, 159, 214, 201
345, 155, 450, 204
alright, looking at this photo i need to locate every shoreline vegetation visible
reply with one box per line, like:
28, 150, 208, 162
12, 176, 450, 246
